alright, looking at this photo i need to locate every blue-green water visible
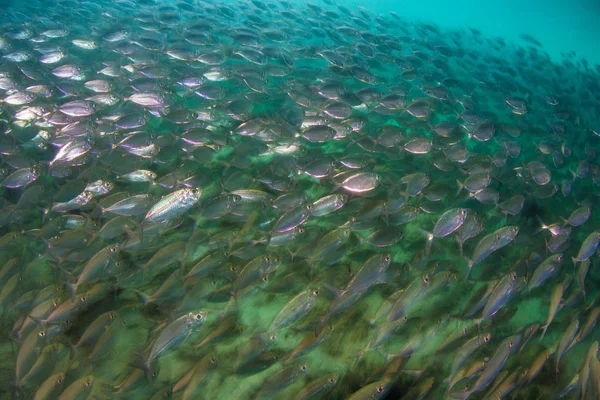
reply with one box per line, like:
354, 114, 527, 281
0, 0, 599, 399
364, 0, 600, 66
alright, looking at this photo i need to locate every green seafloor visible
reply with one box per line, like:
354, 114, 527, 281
0, 0, 599, 399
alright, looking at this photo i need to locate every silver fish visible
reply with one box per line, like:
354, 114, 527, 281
144, 188, 201, 224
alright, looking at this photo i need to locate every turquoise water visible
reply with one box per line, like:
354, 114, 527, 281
359, 0, 600, 67
0, 0, 599, 399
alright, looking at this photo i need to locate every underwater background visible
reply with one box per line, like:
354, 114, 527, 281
0, 0, 599, 399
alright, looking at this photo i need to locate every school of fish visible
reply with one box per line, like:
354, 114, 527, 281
0, 0, 599, 399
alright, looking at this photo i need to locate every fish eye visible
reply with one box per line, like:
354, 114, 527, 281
377, 385, 385, 393
300, 364, 308, 371
195, 313, 203, 320
484, 334, 491, 342
262, 275, 268, 283
85, 379, 92, 387
465, 384, 470, 390
39, 330, 46, 337
151, 371, 158, 377
270, 334, 277, 342
80, 295, 87, 302
384, 254, 391, 262
109, 312, 115, 319
509, 340, 515, 347
211, 356, 217, 363
423, 274, 430, 284
313, 289, 320, 296
298, 227, 305, 234
329, 378, 336, 383
57, 377, 63, 384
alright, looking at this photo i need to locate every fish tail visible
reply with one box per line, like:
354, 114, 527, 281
134, 290, 150, 307
455, 180, 464, 196
129, 352, 154, 382
419, 229, 434, 256
534, 215, 547, 233
27, 314, 45, 330
63, 280, 78, 302
456, 236, 464, 259
315, 314, 331, 336
539, 324, 548, 341
137, 220, 145, 246
322, 283, 342, 298
464, 257, 473, 280
58, 337, 77, 359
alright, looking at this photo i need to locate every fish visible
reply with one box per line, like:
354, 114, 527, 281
340, 172, 382, 193
540, 276, 572, 340
471, 226, 518, 271
449, 333, 492, 382
144, 188, 201, 224
572, 231, 600, 266
0, 0, 597, 398
528, 253, 563, 291
480, 272, 518, 321
422, 208, 468, 254
555, 316, 579, 374
266, 287, 320, 333
140, 311, 207, 380
469, 334, 521, 394
294, 373, 339, 400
